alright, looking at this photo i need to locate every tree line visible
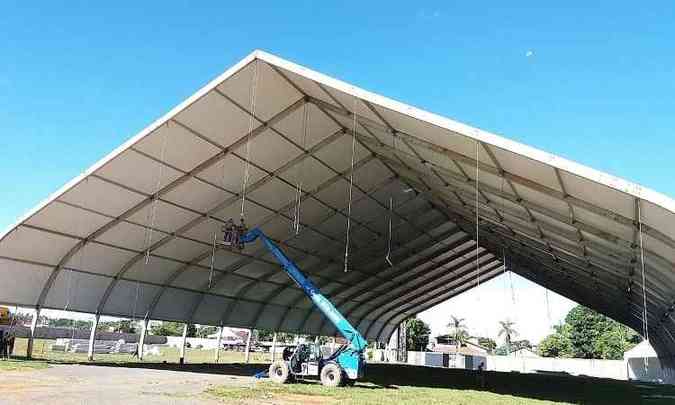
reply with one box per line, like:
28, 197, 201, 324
403, 305, 640, 360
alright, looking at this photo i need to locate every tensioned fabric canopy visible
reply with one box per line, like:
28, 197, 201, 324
2, 51, 675, 357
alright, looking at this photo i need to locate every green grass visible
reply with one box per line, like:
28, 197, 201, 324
0, 358, 49, 372
208, 363, 651, 405
11, 337, 271, 364
207, 380, 565, 404
8, 338, 675, 404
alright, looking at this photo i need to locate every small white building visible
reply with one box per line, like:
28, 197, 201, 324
623, 340, 670, 383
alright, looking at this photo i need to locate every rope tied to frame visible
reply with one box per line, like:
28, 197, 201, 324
136, 125, 170, 320
545, 288, 552, 327
240, 60, 260, 221
385, 197, 394, 267
144, 126, 170, 265
343, 96, 358, 272
475, 141, 481, 295
637, 199, 650, 344
293, 103, 310, 235
208, 232, 217, 289
65, 180, 89, 312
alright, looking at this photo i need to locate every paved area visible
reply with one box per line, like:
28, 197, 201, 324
0, 363, 254, 404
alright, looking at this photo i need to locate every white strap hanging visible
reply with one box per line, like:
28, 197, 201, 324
208, 232, 217, 289
637, 199, 649, 342
240, 60, 260, 221
65, 186, 88, 312
475, 141, 481, 295
637, 198, 650, 374
343, 97, 358, 272
293, 103, 310, 235
545, 288, 552, 328
385, 197, 394, 267
132, 279, 141, 322
135, 126, 169, 321
144, 127, 169, 265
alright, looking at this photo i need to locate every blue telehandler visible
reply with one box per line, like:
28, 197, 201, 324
237, 227, 367, 387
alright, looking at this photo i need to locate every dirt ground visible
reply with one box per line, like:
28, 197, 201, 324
0, 363, 259, 405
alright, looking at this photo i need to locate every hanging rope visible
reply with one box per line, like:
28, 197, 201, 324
343, 97, 358, 272
65, 193, 88, 312
293, 103, 310, 235
240, 60, 260, 221
208, 232, 218, 289
385, 197, 394, 267
508, 266, 517, 305
502, 247, 509, 304
545, 288, 552, 327
637, 199, 650, 343
144, 128, 169, 265
135, 127, 169, 321
132, 278, 141, 322
475, 141, 481, 292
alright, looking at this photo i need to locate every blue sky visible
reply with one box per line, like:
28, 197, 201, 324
2, 2, 673, 341
2, 2, 674, 230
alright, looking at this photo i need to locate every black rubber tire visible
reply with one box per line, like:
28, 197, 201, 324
269, 360, 291, 384
320, 362, 343, 387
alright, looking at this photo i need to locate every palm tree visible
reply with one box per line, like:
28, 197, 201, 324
447, 316, 468, 353
498, 320, 518, 354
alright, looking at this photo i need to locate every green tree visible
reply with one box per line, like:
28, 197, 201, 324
256, 329, 275, 342
150, 321, 196, 337
539, 325, 573, 358
196, 325, 218, 338
538, 305, 640, 360
596, 322, 640, 360
46, 317, 92, 329
405, 317, 431, 351
565, 306, 607, 358
99, 320, 137, 334
498, 320, 518, 353
477, 337, 497, 353
447, 316, 469, 352
255, 329, 296, 343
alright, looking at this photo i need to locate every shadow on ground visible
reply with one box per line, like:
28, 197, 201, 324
21, 357, 674, 405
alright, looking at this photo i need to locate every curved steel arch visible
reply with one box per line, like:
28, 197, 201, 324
356, 250, 496, 334
305, 228, 470, 335
256, 204, 439, 333
42, 95, 305, 316
365, 256, 501, 340
377, 263, 506, 342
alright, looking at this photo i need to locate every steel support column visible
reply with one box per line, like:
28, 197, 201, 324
26, 307, 40, 359
179, 323, 188, 365
215, 325, 223, 363
87, 313, 100, 361
271, 333, 277, 362
244, 329, 252, 364
138, 318, 149, 360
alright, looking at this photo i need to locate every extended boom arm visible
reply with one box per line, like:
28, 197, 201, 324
241, 228, 367, 353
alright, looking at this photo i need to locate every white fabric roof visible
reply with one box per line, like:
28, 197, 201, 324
2, 51, 675, 354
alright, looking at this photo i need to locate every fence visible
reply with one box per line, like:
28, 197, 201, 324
0, 325, 166, 344
374, 350, 629, 381
485, 355, 626, 380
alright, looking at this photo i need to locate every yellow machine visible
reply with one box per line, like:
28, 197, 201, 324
0, 307, 12, 325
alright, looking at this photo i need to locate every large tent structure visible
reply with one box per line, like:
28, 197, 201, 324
2, 51, 675, 369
